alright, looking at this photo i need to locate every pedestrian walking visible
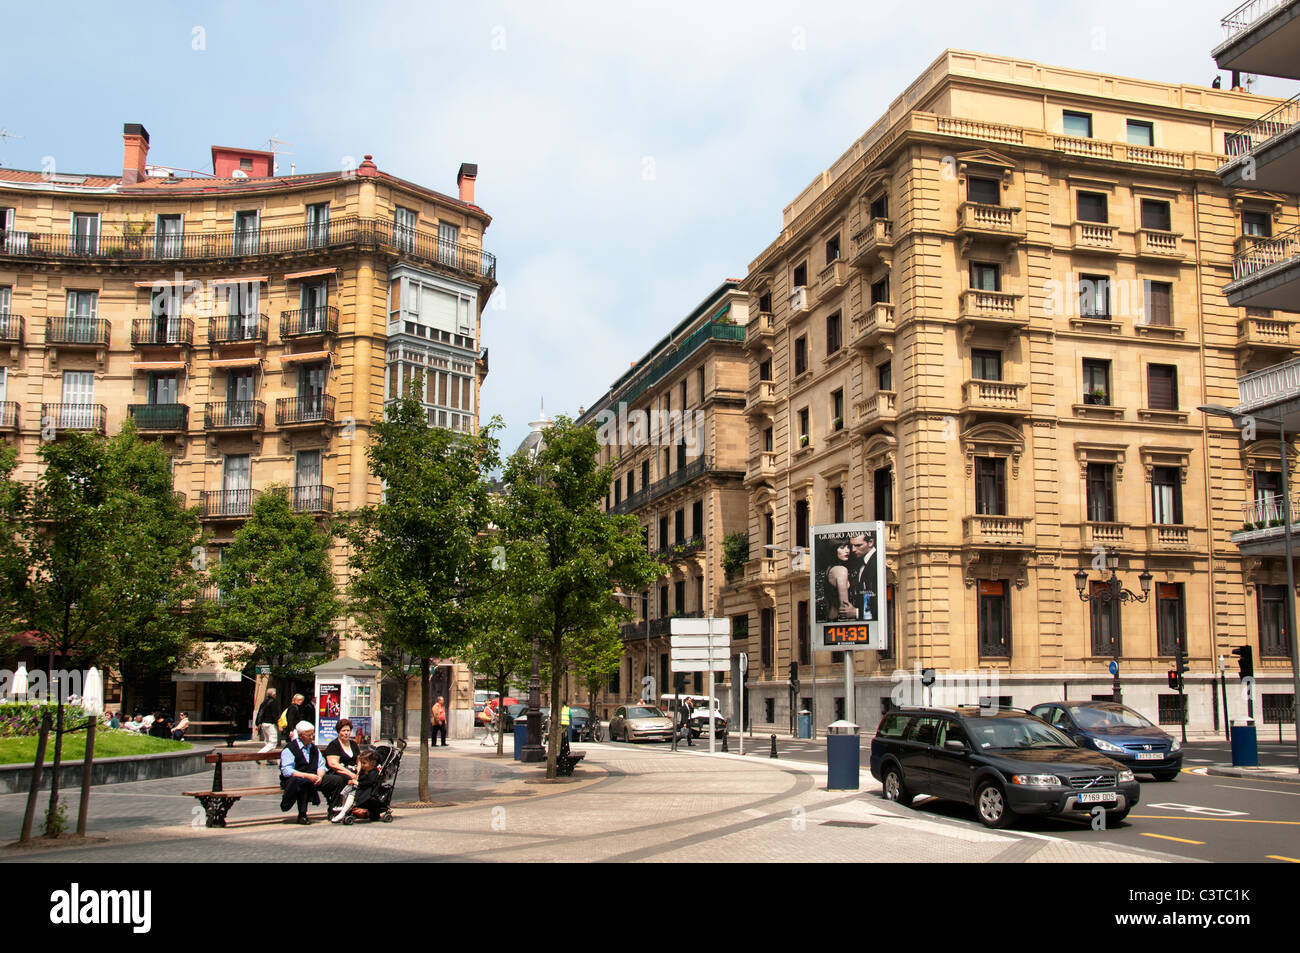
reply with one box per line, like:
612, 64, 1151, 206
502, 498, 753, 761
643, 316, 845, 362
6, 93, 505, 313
681, 696, 695, 747
255, 688, 281, 751
431, 696, 448, 747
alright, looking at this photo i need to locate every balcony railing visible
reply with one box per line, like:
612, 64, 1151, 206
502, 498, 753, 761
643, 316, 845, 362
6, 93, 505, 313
656, 537, 704, 561
817, 259, 849, 295
1137, 229, 1183, 258
280, 307, 339, 339
745, 380, 778, 415
610, 456, 713, 515
209, 314, 268, 345
201, 489, 256, 520
128, 403, 189, 431
959, 290, 1024, 325
40, 403, 106, 433
961, 379, 1027, 413
1084, 522, 1129, 545
1073, 222, 1119, 250
1055, 135, 1114, 159
0, 314, 24, 343
1238, 356, 1300, 408
958, 202, 1023, 236
850, 301, 896, 349
131, 318, 194, 347
1232, 225, 1300, 282
1238, 314, 1295, 349
1225, 92, 1300, 157
46, 317, 110, 347
963, 514, 1032, 546
854, 390, 897, 431
613, 319, 746, 407
276, 395, 335, 427
0, 402, 18, 429
291, 484, 333, 514
1147, 524, 1196, 550
1221, 0, 1291, 40
204, 400, 265, 431
745, 311, 775, 351
850, 218, 893, 266
1240, 494, 1300, 528
0, 214, 497, 281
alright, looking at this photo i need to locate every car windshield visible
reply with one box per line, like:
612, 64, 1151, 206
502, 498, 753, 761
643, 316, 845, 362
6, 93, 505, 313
628, 707, 663, 719
571, 708, 590, 719
966, 717, 1073, 750
1068, 703, 1155, 729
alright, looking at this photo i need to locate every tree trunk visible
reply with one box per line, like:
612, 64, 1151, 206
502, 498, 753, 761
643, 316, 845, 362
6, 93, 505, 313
546, 637, 563, 779
495, 665, 507, 757
395, 659, 409, 743
46, 676, 65, 836
417, 656, 431, 802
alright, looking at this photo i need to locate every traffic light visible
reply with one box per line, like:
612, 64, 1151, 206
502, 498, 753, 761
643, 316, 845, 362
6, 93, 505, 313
1167, 670, 1179, 690
788, 661, 800, 695
1232, 645, 1254, 680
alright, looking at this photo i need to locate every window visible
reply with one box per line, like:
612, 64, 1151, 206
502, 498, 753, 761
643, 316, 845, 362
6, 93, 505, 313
1078, 274, 1111, 318
676, 437, 687, 469
1157, 695, 1186, 727
797, 600, 810, 666
1263, 693, 1295, 724
60, 370, 95, 427
613, 480, 622, 506
437, 222, 459, 267
832, 485, 844, 523
1083, 358, 1111, 404
674, 580, 686, 614
660, 585, 669, 617
978, 581, 1011, 658
831, 388, 844, 430
1090, 581, 1120, 656
1086, 463, 1116, 523
970, 262, 1001, 292
793, 262, 807, 288
1144, 281, 1172, 326
1126, 120, 1155, 147
393, 206, 417, 251
794, 336, 808, 376
1254, 470, 1282, 519
758, 292, 772, 313
1076, 192, 1108, 223
697, 367, 705, 404
1243, 211, 1272, 238
71, 212, 99, 255
878, 360, 893, 391
65, 290, 98, 341
798, 408, 810, 444
763, 426, 773, 452
1156, 583, 1185, 657
881, 583, 896, 660
1063, 110, 1093, 138
1140, 199, 1171, 231
825, 235, 841, 264
967, 176, 1000, 206
971, 349, 1002, 382
306, 202, 330, 248
155, 214, 183, 258
1151, 467, 1183, 525
874, 467, 893, 521
761, 608, 774, 667
759, 358, 772, 381
795, 499, 809, 550
674, 508, 685, 544
626, 471, 634, 498
692, 499, 704, 538
870, 276, 890, 304
641, 459, 649, 489
764, 512, 774, 548
147, 371, 179, 406
826, 312, 842, 355
233, 210, 259, 255
1147, 363, 1178, 410
659, 515, 669, 550
869, 193, 888, 220
974, 458, 1006, 515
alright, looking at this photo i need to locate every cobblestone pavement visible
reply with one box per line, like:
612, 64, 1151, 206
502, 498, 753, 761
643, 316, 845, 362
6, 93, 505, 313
0, 741, 1183, 863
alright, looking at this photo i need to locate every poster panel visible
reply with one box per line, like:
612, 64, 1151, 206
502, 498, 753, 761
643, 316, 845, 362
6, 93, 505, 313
810, 521, 887, 651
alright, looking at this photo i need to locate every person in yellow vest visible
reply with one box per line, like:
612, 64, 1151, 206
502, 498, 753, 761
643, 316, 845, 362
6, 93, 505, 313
560, 704, 572, 742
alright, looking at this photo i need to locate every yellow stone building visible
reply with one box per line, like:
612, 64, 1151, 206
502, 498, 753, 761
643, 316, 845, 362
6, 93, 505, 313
722, 50, 1299, 735
0, 124, 495, 731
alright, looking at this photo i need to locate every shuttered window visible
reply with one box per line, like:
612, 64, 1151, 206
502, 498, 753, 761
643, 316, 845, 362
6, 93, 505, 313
1144, 281, 1173, 326
1147, 364, 1178, 410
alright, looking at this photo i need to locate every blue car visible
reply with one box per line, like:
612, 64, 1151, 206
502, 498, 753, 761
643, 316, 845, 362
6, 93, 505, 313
1029, 701, 1182, 781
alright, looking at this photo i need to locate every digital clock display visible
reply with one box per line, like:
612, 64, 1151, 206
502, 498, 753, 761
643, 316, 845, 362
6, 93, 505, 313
825, 624, 873, 645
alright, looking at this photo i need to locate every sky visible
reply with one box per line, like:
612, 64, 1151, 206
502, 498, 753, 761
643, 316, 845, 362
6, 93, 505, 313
2, 0, 1293, 453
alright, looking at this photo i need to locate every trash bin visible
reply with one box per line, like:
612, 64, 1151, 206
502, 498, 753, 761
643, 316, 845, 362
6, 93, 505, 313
826, 719, 860, 790
797, 709, 812, 739
514, 722, 528, 761
1230, 722, 1258, 767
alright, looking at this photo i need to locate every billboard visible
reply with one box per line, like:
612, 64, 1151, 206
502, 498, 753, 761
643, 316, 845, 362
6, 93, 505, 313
810, 521, 887, 651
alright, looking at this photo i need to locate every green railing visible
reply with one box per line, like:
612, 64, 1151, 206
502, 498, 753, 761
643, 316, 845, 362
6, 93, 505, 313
616, 321, 745, 407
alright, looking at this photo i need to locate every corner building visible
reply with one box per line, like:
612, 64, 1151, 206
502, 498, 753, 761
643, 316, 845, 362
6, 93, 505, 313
723, 50, 1299, 735
0, 124, 495, 719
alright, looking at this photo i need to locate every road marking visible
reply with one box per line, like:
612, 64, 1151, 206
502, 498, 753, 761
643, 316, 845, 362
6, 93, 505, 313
1132, 815, 1300, 826
1141, 833, 1205, 845
1147, 802, 1247, 816
1186, 759, 1213, 763
1216, 783, 1300, 797
1267, 855, 1300, 863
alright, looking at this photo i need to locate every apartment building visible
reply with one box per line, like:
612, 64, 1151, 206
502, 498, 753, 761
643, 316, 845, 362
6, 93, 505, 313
1213, 0, 1300, 734
0, 124, 496, 722
578, 282, 749, 719
722, 50, 1299, 735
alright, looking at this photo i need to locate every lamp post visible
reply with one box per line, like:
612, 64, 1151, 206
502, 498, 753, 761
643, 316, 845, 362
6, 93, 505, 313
1073, 549, 1152, 703
521, 593, 545, 763
1199, 403, 1300, 773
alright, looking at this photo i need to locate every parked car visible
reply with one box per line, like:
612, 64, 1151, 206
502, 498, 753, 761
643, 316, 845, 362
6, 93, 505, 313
659, 694, 728, 738
869, 706, 1140, 829
608, 704, 675, 743
501, 703, 529, 730
1028, 701, 1182, 781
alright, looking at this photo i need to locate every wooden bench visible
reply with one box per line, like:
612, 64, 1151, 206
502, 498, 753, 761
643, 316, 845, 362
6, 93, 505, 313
184, 721, 239, 746
184, 750, 292, 827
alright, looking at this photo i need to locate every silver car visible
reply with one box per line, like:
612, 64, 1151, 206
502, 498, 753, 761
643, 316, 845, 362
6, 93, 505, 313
608, 705, 675, 743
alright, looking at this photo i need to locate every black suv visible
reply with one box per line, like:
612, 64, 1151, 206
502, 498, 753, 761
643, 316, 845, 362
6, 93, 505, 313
869, 706, 1140, 828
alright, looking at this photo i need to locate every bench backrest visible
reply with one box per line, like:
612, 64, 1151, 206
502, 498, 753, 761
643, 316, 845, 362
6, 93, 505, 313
205, 751, 282, 764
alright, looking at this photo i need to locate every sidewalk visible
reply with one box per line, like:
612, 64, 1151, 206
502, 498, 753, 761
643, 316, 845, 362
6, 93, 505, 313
1, 738, 1181, 863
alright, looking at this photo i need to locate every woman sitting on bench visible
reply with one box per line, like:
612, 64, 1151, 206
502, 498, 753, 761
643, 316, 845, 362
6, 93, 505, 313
321, 719, 360, 806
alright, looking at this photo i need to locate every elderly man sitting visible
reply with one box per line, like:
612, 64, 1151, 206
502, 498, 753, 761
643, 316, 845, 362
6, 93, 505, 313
279, 721, 327, 824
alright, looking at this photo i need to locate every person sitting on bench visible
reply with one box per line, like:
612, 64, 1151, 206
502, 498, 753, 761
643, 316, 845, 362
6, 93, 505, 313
279, 721, 327, 825
331, 749, 381, 822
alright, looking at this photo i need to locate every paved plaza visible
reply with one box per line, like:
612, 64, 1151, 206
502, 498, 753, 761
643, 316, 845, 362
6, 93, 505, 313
0, 740, 1186, 863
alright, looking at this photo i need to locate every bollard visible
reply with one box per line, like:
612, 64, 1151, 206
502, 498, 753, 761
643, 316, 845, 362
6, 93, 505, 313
770, 734, 778, 759
721, 731, 728, 753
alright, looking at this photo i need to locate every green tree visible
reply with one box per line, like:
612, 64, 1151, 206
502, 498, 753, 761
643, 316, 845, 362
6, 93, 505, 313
343, 395, 500, 800
211, 487, 341, 680
499, 417, 662, 778
461, 591, 531, 756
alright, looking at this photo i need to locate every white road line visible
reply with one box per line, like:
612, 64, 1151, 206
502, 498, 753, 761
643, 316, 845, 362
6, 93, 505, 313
1216, 783, 1300, 797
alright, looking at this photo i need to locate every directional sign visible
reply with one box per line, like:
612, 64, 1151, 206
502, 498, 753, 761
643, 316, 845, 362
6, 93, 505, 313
670, 617, 730, 672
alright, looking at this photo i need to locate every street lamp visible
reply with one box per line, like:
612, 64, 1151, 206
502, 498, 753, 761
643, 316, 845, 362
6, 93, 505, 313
1199, 403, 1300, 773
521, 593, 545, 763
1073, 549, 1152, 703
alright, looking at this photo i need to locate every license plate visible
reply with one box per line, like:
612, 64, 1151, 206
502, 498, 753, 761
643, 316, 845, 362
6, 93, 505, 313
1135, 752, 1164, 761
1078, 792, 1117, 804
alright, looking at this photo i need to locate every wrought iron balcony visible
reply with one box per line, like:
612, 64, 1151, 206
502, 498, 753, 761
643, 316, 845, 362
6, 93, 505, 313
204, 400, 265, 431
0, 402, 18, 430
40, 403, 107, 434
128, 403, 189, 431
280, 307, 339, 339
131, 318, 194, 347
0, 314, 24, 343
291, 484, 333, 514
201, 489, 256, 520
209, 314, 268, 345
276, 395, 335, 427
609, 456, 714, 514
1228, 225, 1300, 310
46, 317, 110, 347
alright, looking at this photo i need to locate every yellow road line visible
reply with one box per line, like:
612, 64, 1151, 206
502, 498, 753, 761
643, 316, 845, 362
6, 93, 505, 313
1131, 815, 1300, 825
1267, 855, 1300, 863
1141, 832, 1206, 845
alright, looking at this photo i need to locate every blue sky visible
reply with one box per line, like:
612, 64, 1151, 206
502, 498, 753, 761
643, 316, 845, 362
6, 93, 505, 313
2, 0, 1292, 453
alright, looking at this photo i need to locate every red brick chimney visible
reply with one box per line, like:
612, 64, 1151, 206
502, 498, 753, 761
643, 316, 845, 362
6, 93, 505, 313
122, 123, 150, 185
457, 162, 478, 204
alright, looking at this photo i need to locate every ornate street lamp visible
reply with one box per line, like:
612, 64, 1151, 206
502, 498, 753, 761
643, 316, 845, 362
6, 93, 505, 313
1074, 550, 1152, 703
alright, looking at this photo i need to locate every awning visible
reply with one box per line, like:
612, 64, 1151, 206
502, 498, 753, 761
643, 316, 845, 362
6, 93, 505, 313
171, 642, 252, 684
210, 275, 269, 285
207, 357, 262, 369
129, 361, 187, 372
133, 278, 202, 289
279, 350, 331, 365
284, 266, 336, 281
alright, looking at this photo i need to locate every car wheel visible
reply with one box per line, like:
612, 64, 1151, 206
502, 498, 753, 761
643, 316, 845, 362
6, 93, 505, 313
882, 765, 913, 807
1152, 770, 1179, 782
975, 781, 1015, 829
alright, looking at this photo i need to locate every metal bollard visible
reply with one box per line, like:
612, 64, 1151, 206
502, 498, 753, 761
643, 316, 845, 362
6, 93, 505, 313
721, 731, 728, 753
770, 734, 778, 759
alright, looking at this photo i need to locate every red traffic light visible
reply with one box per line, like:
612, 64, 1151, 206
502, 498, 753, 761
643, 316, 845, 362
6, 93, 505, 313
1167, 670, 1179, 689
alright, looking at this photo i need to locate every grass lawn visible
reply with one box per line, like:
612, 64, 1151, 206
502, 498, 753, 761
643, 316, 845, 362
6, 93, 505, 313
0, 731, 191, 765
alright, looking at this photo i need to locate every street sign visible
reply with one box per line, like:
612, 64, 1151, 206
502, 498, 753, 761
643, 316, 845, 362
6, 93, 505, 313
739, 652, 748, 674
1108, 660, 1118, 676
255, 665, 271, 676
670, 617, 730, 673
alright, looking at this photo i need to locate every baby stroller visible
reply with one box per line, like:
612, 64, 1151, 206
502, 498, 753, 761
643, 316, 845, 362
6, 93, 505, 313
334, 739, 404, 825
